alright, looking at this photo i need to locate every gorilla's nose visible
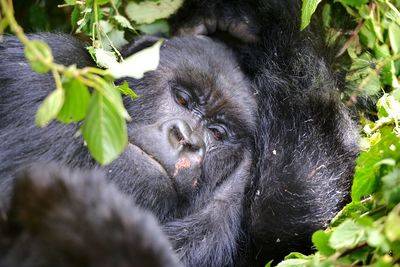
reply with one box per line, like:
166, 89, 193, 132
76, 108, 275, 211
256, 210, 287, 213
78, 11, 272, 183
166, 120, 205, 157
159, 119, 205, 193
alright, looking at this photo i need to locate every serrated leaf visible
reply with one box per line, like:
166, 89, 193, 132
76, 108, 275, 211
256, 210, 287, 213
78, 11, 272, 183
117, 81, 138, 99
36, 89, 65, 127
389, 22, 400, 54
108, 39, 162, 79
57, 79, 90, 123
81, 91, 127, 165
312, 230, 335, 256
113, 15, 134, 30
125, 0, 184, 24
24, 40, 53, 73
300, 0, 322, 30
329, 220, 365, 250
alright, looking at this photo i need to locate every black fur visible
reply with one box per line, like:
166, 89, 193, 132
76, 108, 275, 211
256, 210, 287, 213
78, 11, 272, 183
172, 0, 359, 264
0, 0, 359, 266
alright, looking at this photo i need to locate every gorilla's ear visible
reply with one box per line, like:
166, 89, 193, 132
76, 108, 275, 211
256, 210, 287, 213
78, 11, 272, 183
121, 36, 163, 58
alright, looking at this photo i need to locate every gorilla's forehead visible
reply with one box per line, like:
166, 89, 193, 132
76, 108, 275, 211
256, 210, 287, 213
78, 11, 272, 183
158, 37, 257, 128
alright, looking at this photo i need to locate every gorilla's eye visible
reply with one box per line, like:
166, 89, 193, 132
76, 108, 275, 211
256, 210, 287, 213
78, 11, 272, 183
174, 90, 191, 108
209, 125, 228, 141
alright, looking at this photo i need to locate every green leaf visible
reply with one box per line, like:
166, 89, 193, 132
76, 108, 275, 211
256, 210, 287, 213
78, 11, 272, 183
97, 82, 130, 121
57, 78, 90, 123
301, 0, 322, 30
94, 48, 119, 69
24, 40, 53, 73
389, 22, 400, 54
312, 230, 335, 256
117, 81, 138, 99
81, 91, 127, 165
113, 15, 134, 30
138, 19, 170, 35
265, 260, 273, 267
382, 170, 400, 208
125, 0, 184, 24
385, 205, 400, 242
108, 39, 163, 79
337, 0, 369, 7
276, 259, 309, 267
329, 220, 365, 250
35, 89, 65, 127
352, 128, 400, 201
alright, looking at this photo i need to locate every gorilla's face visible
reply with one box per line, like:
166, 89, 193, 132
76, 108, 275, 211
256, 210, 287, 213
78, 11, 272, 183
107, 37, 256, 222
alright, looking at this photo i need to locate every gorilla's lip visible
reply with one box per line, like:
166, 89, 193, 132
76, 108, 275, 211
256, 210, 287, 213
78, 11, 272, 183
127, 143, 170, 177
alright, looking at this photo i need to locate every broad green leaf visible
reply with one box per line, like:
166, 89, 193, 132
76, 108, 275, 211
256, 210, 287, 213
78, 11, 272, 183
81, 91, 127, 165
329, 220, 365, 250
125, 0, 184, 24
312, 230, 335, 256
117, 81, 139, 99
301, 0, 322, 30
352, 128, 400, 201
24, 40, 53, 73
35, 89, 65, 127
389, 22, 400, 54
108, 39, 163, 79
57, 79, 90, 123
96, 81, 130, 120
385, 205, 400, 241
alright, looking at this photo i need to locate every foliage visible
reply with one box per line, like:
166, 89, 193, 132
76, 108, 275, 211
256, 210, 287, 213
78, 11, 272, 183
276, 0, 400, 266
0, 0, 181, 164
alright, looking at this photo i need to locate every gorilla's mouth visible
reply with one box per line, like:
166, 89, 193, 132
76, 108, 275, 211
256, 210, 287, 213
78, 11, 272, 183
127, 143, 170, 177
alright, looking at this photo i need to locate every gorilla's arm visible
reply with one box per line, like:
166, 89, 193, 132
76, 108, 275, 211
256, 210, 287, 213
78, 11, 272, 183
0, 165, 180, 267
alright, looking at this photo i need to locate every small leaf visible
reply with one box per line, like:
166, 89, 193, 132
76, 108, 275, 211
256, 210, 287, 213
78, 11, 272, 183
94, 48, 119, 69
125, 0, 184, 24
337, 0, 369, 7
81, 91, 127, 165
276, 259, 309, 267
24, 40, 53, 73
265, 260, 273, 267
36, 89, 65, 127
300, 0, 322, 30
113, 15, 134, 30
117, 81, 138, 99
312, 230, 335, 256
329, 220, 365, 250
57, 79, 90, 123
108, 39, 163, 79
389, 22, 400, 54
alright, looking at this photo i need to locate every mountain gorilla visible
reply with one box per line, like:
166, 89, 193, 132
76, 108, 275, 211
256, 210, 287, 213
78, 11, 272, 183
0, 0, 359, 266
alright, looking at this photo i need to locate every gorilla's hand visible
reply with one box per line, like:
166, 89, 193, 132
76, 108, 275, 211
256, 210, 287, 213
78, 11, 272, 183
0, 164, 180, 267
171, 0, 260, 44
162, 153, 252, 267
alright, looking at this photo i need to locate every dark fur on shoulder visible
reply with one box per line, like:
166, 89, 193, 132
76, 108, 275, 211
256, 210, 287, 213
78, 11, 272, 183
0, 164, 180, 267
